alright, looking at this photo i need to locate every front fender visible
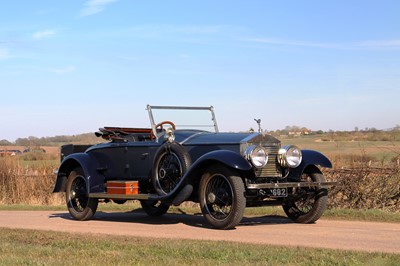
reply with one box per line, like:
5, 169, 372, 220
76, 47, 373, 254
190, 150, 252, 173
152, 150, 252, 203
287, 150, 332, 180
181, 149, 252, 186
53, 153, 103, 193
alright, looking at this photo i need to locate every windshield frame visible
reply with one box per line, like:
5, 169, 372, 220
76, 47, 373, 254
147, 105, 219, 141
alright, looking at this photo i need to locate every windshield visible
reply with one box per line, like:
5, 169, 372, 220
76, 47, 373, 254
147, 105, 219, 133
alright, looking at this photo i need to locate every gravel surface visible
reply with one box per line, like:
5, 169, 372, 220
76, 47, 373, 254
1, 210, 400, 254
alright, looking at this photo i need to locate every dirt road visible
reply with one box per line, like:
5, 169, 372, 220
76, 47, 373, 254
1, 210, 399, 254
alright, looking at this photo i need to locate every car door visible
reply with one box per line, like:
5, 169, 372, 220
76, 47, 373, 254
126, 142, 160, 180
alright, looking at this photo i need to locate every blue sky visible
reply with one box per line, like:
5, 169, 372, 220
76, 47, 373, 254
1, 0, 399, 141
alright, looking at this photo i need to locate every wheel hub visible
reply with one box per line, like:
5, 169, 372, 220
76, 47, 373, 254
207, 192, 216, 203
159, 168, 166, 179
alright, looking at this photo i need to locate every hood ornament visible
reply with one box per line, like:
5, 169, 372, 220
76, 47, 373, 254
254, 119, 262, 133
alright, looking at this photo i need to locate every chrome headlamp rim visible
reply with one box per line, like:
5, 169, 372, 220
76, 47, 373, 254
244, 145, 268, 169
278, 145, 302, 168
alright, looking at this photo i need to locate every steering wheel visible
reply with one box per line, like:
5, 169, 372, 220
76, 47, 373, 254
150, 121, 176, 140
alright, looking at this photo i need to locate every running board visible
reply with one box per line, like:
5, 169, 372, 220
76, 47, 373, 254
89, 184, 195, 204
89, 193, 154, 200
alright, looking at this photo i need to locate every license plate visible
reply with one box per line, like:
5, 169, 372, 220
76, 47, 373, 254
270, 188, 288, 197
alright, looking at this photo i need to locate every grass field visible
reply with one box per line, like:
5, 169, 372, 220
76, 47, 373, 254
0, 228, 399, 266
281, 135, 400, 167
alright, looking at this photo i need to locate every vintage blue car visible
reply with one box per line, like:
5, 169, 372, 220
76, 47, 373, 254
53, 105, 335, 229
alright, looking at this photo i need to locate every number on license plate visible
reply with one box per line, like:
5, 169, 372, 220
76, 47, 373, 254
270, 188, 287, 197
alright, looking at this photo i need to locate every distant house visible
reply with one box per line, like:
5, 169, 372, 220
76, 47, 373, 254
288, 131, 302, 137
288, 128, 312, 136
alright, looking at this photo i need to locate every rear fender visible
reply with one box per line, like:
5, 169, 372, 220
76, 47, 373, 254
53, 153, 104, 193
287, 150, 332, 180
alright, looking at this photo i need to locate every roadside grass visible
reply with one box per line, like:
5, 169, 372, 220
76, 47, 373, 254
322, 208, 400, 223
1, 202, 400, 224
0, 228, 399, 266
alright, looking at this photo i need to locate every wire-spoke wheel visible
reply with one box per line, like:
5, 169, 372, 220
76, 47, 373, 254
152, 143, 191, 195
199, 165, 245, 230
66, 167, 98, 221
283, 166, 327, 223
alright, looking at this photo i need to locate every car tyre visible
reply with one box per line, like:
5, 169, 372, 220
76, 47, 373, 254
282, 166, 327, 223
66, 167, 98, 221
152, 142, 191, 195
140, 200, 170, 216
199, 165, 246, 230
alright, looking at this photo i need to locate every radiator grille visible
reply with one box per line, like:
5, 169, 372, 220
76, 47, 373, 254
255, 146, 282, 178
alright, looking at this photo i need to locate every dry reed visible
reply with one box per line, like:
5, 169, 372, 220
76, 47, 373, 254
1, 155, 399, 211
0, 157, 63, 205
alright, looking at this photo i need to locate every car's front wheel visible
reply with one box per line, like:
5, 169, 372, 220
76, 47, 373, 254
282, 166, 327, 223
66, 167, 98, 221
199, 165, 246, 230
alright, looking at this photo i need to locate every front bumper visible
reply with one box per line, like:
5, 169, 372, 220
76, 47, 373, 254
246, 181, 337, 189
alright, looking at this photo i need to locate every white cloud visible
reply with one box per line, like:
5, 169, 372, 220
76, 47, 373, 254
179, 54, 191, 59
80, 0, 118, 17
126, 25, 229, 35
243, 37, 400, 50
52, 65, 76, 74
0, 48, 10, 60
33, 30, 56, 40
119, 56, 140, 61
356, 40, 400, 49
243, 37, 344, 49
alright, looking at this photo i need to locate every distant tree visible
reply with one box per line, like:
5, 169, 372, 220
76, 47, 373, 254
27, 136, 40, 146
0, 139, 12, 145
15, 138, 30, 146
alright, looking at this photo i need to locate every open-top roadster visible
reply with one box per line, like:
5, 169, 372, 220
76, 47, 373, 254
53, 105, 335, 229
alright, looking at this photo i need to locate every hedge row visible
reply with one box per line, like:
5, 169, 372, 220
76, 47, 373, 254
1, 158, 399, 211
325, 167, 400, 212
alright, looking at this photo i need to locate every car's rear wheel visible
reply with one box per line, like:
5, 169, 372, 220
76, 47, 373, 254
282, 166, 327, 223
140, 200, 170, 216
66, 167, 98, 221
152, 142, 191, 195
199, 165, 245, 230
